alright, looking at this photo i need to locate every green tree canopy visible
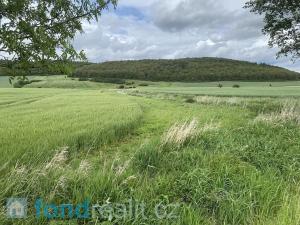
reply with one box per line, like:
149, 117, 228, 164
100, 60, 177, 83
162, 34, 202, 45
245, 0, 300, 59
0, 0, 117, 73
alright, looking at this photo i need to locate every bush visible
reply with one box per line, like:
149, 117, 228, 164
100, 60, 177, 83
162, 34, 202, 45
118, 85, 125, 89
13, 81, 24, 88
125, 81, 135, 85
232, 84, 240, 88
91, 77, 125, 84
139, 83, 149, 86
185, 98, 196, 103
218, 83, 223, 88
13, 80, 31, 88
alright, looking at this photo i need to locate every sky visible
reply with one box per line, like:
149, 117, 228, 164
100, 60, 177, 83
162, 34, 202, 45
74, 0, 300, 72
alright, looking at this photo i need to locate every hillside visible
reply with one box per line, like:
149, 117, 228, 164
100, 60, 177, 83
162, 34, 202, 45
73, 57, 300, 82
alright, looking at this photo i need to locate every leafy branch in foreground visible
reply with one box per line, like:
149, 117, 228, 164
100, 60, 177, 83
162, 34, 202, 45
245, 0, 300, 59
0, 0, 117, 75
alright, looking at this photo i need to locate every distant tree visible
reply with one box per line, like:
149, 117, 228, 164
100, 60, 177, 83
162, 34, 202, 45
0, 0, 117, 77
245, 0, 300, 59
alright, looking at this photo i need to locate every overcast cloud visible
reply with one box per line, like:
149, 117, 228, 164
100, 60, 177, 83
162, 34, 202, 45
74, 0, 300, 72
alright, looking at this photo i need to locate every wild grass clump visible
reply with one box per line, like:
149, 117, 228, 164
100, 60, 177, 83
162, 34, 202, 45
173, 154, 285, 224
195, 96, 243, 106
161, 119, 198, 149
45, 146, 69, 170
200, 121, 220, 133
133, 140, 161, 174
255, 101, 300, 125
77, 159, 92, 176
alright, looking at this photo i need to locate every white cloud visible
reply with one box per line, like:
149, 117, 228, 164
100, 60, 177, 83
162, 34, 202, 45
73, 0, 300, 72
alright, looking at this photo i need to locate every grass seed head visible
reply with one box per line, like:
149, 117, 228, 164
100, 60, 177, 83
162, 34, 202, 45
254, 101, 300, 125
45, 146, 69, 170
78, 160, 92, 175
162, 118, 198, 148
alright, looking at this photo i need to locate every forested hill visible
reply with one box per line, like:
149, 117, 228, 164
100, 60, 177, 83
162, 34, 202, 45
73, 57, 300, 82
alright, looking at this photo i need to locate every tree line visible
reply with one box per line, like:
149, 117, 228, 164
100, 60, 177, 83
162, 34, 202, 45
72, 58, 300, 82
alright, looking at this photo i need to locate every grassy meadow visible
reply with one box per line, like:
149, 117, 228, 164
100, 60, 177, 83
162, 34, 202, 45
0, 75, 300, 225
134, 80, 300, 97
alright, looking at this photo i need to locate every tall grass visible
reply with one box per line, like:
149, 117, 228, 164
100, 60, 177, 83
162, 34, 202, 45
0, 89, 300, 224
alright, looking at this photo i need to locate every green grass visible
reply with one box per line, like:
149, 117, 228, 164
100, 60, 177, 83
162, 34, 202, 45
0, 88, 143, 166
0, 75, 116, 89
134, 81, 300, 97
0, 87, 300, 224
25, 75, 115, 89
2, 75, 300, 97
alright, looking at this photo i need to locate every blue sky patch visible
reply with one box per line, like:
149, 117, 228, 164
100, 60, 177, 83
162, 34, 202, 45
115, 6, 146, 20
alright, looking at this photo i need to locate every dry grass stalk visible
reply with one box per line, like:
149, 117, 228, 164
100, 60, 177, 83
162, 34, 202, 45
255, 102, 300, 125
161, 118, 198, 147
115, 160, 131, 176
122, 175, 137, 184
78, 160, 92, 175
195, 96, 222, 105
195, 96, 243, 106
45, 146, 69, 170
49, 176, 67, 200
11, 164, 27, 175
200, 122, 221, 133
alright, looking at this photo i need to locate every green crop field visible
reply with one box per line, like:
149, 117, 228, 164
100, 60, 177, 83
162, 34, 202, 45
2, 75, 300, 97
135, 82, 300, 97
0, 82, 300, 224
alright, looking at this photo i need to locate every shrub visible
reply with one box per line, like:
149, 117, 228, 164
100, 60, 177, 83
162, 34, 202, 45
13, 80, 31, 88
232, 84, 240, 88
185, 98, 196, 103
125, 81, 135, 85
92, 77, 125, 84
118, 85, 125, 89
13, 81, 24, 88
218, 83, 223, 88
139, 83, 149, 86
